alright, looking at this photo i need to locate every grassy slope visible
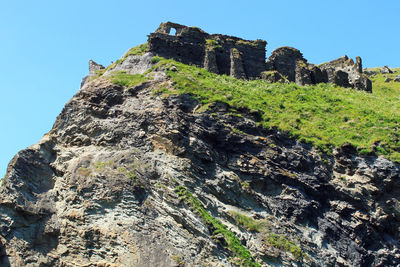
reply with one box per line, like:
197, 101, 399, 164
159, 61, 400, 161
109, 44, 400, 162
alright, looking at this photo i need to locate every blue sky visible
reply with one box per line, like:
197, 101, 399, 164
1, 0, 399, 177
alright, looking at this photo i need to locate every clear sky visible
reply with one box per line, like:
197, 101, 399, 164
1, 0, 399, 177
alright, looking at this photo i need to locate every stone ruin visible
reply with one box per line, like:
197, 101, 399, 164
80, 60, 105, 88
147, 22, 372, 92
265, 47, 372, 92
148, 22, 267, 79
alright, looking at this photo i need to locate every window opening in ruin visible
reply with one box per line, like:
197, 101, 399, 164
169, 28, 177, 35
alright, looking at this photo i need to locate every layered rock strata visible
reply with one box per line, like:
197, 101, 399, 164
0, 54, 398, 266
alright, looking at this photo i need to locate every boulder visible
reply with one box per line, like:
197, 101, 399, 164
354, 74, 372, 92
380, 65, 393, 74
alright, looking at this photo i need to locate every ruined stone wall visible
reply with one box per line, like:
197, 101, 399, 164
319, 56, 372, 92
147, 22, 266, 79
265, 46, 372, 92
147, 22, 371, 92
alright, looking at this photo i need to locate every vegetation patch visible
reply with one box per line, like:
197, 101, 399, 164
150, 58, 400, 161
174, 185, 260, 267
205, 39, 222, 49
170, 254, 185, 266
236, 39, 261, 47
229, 211, 306, 260
230, 211, 268, 232
117, 165, 138, 181
266, 233, 304, 260
124, 43, 149, 57
94, 161, 114, 171
151, 56, 162, 64
110, 71, 150, 88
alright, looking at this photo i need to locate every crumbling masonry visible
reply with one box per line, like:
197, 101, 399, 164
147, 22, 372, 92
148, 22, 267, 79
81, 22, 364, 93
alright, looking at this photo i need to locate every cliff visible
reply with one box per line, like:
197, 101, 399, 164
0, 23, 399, 266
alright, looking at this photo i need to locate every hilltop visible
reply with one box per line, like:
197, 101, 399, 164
0, 23, 400, 266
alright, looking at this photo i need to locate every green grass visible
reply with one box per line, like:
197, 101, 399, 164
206, 39, 218, 46
267, 233, 304, 260
230, 211, 267, 232
126, 171, 137, 180
151, 56, 162, 64
174, 185, 260, 267
117, 165, 138, 181
110, 71, 150, 88
124, 43, 149, 57
150, 59, 400, 161
205, 39, 222, 49
229, 211, 306, 260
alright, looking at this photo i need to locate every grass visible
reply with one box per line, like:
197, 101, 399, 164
170, 254, 185, 266
229, 211, 306, 260
149, 58, 400, 161
266, 233, 304, 260
205, 39, 222, 49
117, 165, 138, 181
206, 39, 218, 46
110, 71, 150, 88
174, 185, 260, 267
229, 211, 267, 232
124, 43, 148, 57
94, 161, 114, 171
151, 56, 162, 64
236, 39, 262, 47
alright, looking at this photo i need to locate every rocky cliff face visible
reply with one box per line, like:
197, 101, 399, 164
0, 39, 399, 266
